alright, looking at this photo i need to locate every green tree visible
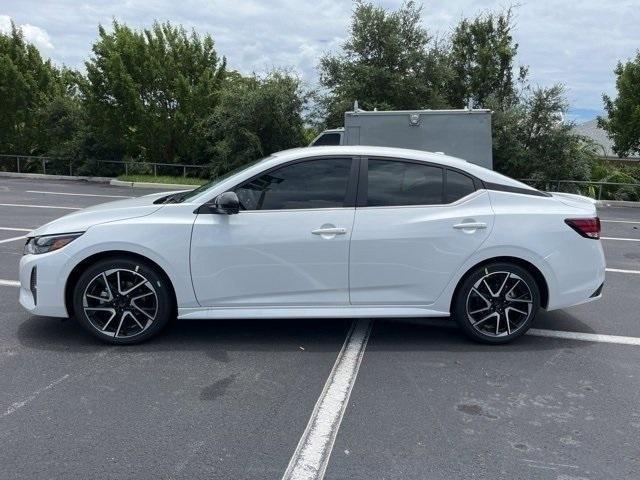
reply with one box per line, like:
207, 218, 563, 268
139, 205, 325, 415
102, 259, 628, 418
0, 22, 69, 155
446, 7, 527, 110
199, 71, 307, 176
599, 51, 640, 157
318, 0, 448, 127
83, 21, 227, 164
492, 85, 596, 181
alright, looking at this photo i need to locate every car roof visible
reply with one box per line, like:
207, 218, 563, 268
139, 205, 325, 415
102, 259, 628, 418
271, 146, 534, 190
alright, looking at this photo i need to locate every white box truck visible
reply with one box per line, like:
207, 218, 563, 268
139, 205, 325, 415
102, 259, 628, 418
310, 105, 493, 169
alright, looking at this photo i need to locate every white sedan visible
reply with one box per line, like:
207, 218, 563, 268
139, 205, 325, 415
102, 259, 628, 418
19, 146, 605, 344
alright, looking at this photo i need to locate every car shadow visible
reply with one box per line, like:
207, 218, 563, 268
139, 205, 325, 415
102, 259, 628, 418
15, 315, 352, 355
16, 309, 596, 355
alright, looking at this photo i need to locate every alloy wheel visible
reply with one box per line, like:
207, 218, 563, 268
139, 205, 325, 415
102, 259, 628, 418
465, 271, 533, 337
82, 268, 158, 338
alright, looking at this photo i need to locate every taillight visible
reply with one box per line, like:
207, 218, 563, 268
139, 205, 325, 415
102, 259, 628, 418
564, 217, 601, 239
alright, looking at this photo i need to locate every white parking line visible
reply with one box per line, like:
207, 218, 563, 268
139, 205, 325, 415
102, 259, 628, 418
601, 219, 640, 225
282, 319, 373, 480
606, 268, 640, 275
0, 235, 25, 244
528, 329, 640, 346
0, 203, 81, 210
26, 190, 132, 199
601, 237, 640, 242
1, 374, 70, 418
0, 227, 32, 232
0, 279, 20, 287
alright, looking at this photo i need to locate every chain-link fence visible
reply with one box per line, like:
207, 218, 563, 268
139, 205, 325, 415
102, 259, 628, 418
0, 154, 210, 179
519, 179, 640, 201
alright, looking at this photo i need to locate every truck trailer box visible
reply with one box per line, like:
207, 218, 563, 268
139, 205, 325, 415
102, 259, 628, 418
311, 108, 493, 169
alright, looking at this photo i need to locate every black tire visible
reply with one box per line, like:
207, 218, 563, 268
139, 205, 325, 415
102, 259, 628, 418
452, 262, 541, 344
72, 257, 174, 344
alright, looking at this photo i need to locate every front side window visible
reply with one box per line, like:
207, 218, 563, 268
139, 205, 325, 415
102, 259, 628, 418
366, 159, 444, 207
235, 158, 352, 210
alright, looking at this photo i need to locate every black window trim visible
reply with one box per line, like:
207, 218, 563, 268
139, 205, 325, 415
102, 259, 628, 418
357, 156, 483, 208
483, 181, 552, 197
197, 155, 361, 214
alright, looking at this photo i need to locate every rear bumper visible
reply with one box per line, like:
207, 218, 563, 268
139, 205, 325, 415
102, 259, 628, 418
545, 240, 606, 311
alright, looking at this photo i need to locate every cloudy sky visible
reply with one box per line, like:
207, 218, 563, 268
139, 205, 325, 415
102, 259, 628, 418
2, 0, 639, 122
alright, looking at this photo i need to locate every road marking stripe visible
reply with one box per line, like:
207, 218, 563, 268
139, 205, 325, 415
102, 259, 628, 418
0, 227, 32, 232
0, 203, 81, 210
1, 374, 70, 418
26, 190, 132, 199
0, 279, 20, 287
601, 219, 640, 225
528, 329, 640, 346
601, 236, 640, 242
606, 268, 640, 275
0, 235, 25, 244
282, 319, 372, 480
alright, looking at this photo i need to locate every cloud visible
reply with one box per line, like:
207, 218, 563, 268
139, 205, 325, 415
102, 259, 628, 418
1, 0, 638, 121
0, 14, 54, 52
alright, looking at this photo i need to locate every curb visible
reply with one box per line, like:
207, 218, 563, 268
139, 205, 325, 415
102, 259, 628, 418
596, 200, 640, 208
0, 171, 112, 183
109, 179, 198, 189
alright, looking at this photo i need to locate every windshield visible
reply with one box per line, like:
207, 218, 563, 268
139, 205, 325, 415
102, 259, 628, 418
177, 156, 270, 202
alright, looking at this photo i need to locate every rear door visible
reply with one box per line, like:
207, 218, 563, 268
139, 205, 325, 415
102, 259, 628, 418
349, 157, 494, 305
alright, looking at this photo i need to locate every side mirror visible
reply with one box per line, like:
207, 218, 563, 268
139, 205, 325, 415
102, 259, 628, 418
210, 191, 240, 215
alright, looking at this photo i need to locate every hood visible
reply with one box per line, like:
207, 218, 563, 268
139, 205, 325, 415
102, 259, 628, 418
29, 191, 182, 237
550, 192, 597, 212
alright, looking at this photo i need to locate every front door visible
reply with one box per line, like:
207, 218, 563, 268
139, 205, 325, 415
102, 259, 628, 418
190, 157, 357, 307
349, 158, 494, 305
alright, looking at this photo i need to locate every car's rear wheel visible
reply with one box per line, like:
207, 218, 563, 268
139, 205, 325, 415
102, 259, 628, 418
453, 262, 541, 344
72, 257, 173, 344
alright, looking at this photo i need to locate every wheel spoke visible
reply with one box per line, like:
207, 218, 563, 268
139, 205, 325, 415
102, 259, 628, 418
505, 279, 521, 299
471, 287, 491, 305
131, 302, 154, 320
506, 305, 528, 316
506, 297, 532, 303
495, 312, 501, 335
101, 272, 113, 301
114, 312, 126, 337
469, 306, 490, 315
126, 310, 145, 329
505, 310, 512, 335
497, 272, 510, 295
121, 279, 148, 296
472, 312, 497, 327
482, 278, 497, 297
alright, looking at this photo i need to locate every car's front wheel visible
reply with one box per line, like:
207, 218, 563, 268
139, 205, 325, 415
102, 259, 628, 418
453, 262, 541, 344
72, 257, 174, 344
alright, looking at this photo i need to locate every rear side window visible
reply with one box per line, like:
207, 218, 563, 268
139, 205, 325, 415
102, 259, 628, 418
445, 169, 476, 203
234, 158, 352, 210
366, 159, 444, 207
312, 133, 341, 146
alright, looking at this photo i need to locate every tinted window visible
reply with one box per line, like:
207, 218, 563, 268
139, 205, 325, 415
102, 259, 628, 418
312, 133, 341, 146
446, 170, 475, 203
235, 158, 352, 210
367, 159, 443, 207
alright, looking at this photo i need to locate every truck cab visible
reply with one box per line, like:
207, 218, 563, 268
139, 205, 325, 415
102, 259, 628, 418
309, 128, 345, 146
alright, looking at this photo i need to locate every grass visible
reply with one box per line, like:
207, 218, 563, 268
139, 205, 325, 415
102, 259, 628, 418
117, 174, 208, 186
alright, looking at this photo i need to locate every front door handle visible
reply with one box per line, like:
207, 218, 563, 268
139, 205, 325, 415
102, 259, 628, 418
453, 222, 487, 230
312, 227, 347, 235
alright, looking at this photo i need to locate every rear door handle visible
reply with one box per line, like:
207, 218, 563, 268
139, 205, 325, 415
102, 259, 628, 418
453, 222, 487, 230
312, 227, 347, 235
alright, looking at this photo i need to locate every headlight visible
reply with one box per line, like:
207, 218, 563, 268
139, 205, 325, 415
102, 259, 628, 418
23, 233, 83, 255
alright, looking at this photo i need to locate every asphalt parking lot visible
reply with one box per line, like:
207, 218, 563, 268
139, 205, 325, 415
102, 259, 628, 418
1, 176, 639, 479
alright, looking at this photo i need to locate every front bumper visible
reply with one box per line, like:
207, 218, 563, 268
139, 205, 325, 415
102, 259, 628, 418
19, 252, 69, 317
